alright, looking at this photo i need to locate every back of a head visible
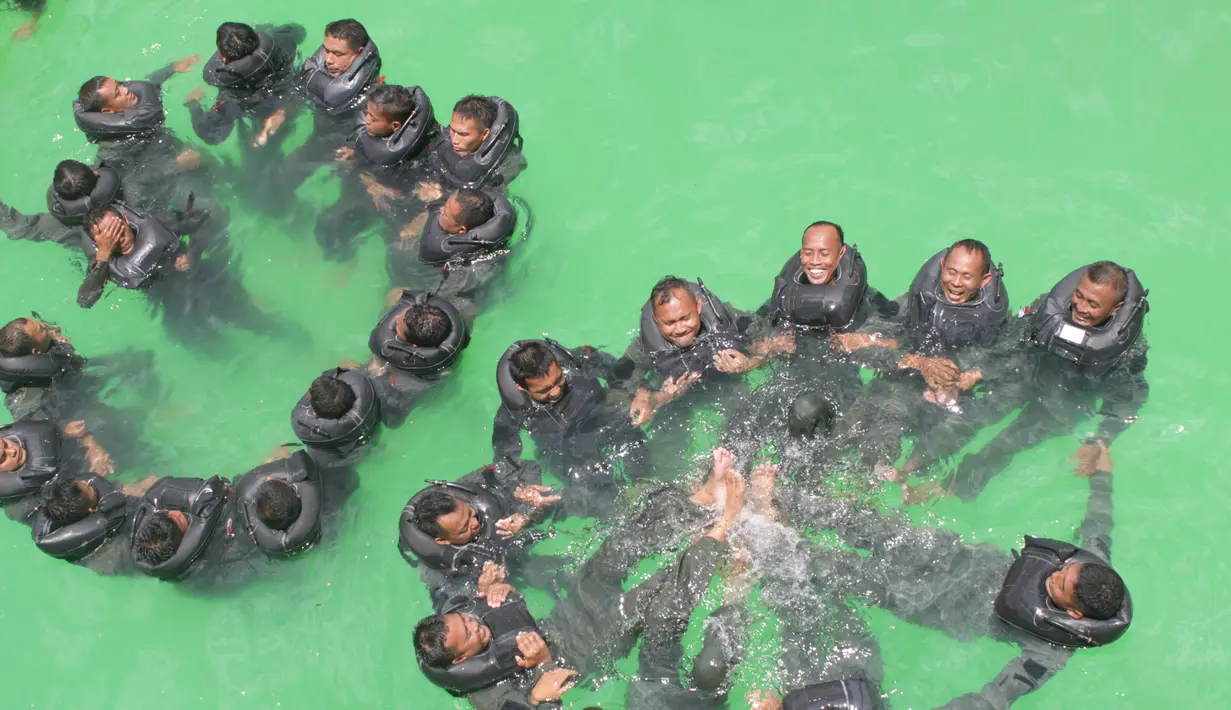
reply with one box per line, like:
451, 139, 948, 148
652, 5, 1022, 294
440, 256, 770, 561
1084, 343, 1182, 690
1085, 261, 1129, 305
256, 479, 302, 531
77, 76, 109, 113
452, 95, 497, 131
413, 614, 455, 667
45, 478, 92, 526
0, 318, 34, 357
325, 18, 369, 52
216, 22, 260, 62
309, 375, 356, 419
403, 304, 452, 348
805, 220, 845, 245
411, 491, 458, 538
52, 160, 98, 200
454, 189, 494, 230
134, 512, 184, 566
369, 84, 414, 124
948, 238, 992, 277
508, 342, 556, 387
650, 275, 692, 308
1075, 563, 1126, 620
83, 204, 118, 234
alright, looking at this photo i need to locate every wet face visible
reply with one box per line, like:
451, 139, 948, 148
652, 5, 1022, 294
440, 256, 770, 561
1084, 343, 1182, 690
1046, 562, 1086, 618
0, 437, 27, 473
1069, 276, 1123, 328
520, 362, 567, 404
653, 289, 702, 348
449, 113, 490, 156
166, 510, 191, 532
443, 612, 491, 663
22, 319, 53, 354
799, 226, 846, 285
363, 101, 401, 138
433, 498, 480, 545
437, 194, 467, 235
75, 480, 99, 511
97, 78, 137, 113
322, 34, 362, 76
939, 247, 992, 304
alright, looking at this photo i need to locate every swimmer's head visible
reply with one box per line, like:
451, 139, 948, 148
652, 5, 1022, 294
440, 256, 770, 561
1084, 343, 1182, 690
256, 479, 301, 532
939, 239, 992, 305
1070, 261, 1128, 328
449, 96, 496, 157
438, 189, 494, 235
45, 478, 97, 526
52, 159, 99, 201
1046, 562, 1125, 620
364, 85, 413, 139
0, 317, 52, 357
216, 22, 260, 63
412, 491, 480, 546
0, 436, 28, 473
650, 276, 702, 349
400, 303, 452, 348
77, 76, 136, 113
321, 19, 368, 77
133, 511, 189, 566
83, 206, 136, 256
799, 221, 846, 285
414, 612, 490, 667
509, 342, 566, 404
309, 374, 356, 420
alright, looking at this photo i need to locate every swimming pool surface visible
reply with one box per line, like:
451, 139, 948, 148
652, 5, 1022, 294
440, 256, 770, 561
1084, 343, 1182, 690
0, 1, 1225, 707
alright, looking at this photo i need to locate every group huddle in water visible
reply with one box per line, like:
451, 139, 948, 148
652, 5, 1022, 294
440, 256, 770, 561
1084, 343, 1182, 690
0, 17, 1148, 710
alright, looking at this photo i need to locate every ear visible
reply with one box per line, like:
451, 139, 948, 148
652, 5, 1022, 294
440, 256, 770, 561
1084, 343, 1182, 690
839, 244, 848, 258
480, 127, 491, 142
1110, 301, 1124, 316
515, 384, 528, 394
980, 271, 994, 288
434, 536, 450, 546
1066, 608, 1084, 620
391, 120, 404, 132
450, 654, 469, 665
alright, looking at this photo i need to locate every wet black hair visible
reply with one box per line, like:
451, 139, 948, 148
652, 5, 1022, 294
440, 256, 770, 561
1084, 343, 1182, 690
256, 479, 301, 531
411, 491, 460, 539
52, 160, 98, 200
45, 478, 92, 525
324, 18, 369, 52
452, 95, 497, 132
77, 76, 109, 113
1085, 261, 1129, 304
804, 220, 845, 245
649, 275, 693, 308
82, 204, 120, 234
0, 318, 35, 357
452, 189, 494, 230
414, 614, 457, 667
1074, 563, 1125, 620
133, 512, 184, 566
309, 375, 356, 419
947, 238, 992, 278
216, 22, 260, 62
508, 342, 558, 387
402, 304, 451, 348
368, 84, 413, 124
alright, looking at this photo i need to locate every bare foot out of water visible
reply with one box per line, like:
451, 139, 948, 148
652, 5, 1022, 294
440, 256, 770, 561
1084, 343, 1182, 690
749, 461, 779, 519
691, 447, 734, 507
706, 470, 746, 542
12, 21, 40, 41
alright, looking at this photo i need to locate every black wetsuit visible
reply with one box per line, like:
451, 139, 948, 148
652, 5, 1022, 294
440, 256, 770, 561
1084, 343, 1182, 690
491, 345, 645, 517
943, 306, 1148, 501
778, 469, 1116, 709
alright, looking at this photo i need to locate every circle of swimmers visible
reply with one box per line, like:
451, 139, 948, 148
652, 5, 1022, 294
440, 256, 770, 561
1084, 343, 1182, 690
0, 18, 1146, 710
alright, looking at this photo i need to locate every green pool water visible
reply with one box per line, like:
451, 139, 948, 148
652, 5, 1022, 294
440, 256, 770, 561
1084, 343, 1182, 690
0, 1, 1226, 707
